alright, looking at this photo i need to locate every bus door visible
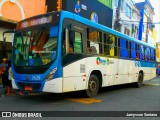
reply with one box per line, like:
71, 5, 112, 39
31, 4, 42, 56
62, 21, 87, 92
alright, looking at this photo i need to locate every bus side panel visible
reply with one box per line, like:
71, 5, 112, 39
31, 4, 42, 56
85, 57, 107, 87
151, 68, 156, 79
139, 61, 156, 81
42, 78, 63, 93
63, 59, 86, 92
85, 57, 118, 87
115, 59, 139, 85
103, 58, 118, 87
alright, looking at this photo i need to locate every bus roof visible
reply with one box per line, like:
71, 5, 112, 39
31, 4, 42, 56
16, 10, 155, 49
60, 11, 155, 49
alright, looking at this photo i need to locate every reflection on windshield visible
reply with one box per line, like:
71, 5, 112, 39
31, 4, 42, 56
14, 26, 58, 66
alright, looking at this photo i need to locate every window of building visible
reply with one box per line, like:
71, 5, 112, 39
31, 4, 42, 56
115, 0, 119, 7
115, 0, 123, 9
124, 27, 130, 36
126, 4, 132, 18
120, 0, 124, 10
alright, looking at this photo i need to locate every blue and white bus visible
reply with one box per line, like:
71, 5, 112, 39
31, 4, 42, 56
7, 11, 156, 97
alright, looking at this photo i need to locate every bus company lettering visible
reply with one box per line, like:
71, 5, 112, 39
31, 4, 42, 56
135, 61, 141, 67
73, 25, 83, 31
96, 57, 109, 65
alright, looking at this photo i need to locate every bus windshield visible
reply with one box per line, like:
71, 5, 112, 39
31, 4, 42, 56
13, 26, 58, 66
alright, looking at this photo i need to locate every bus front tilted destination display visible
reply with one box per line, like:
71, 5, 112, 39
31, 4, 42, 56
5, 11, 156, 97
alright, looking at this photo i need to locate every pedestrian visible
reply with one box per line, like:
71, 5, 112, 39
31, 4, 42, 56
8, 60, 14, 96
75, 1, 81, 15
0, 58, 9, 95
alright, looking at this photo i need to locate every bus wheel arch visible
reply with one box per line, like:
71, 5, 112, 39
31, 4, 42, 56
86, 70, 102, 97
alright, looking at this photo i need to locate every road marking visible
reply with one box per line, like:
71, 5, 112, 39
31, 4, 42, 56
144, 84, 160, 86
66, 98, 102, 104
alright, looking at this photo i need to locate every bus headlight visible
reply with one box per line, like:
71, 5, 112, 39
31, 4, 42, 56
46, 68, 57, 81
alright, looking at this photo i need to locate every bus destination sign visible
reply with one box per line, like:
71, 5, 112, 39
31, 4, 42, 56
16, 15, 54, 30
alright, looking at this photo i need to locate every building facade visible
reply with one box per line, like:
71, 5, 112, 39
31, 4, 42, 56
0, 0, 46, 59
46, 0, 113, 28
135, 0, 155, 46
112, 0, 140, 39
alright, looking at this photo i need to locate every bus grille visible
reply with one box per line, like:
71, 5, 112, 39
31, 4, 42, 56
17, 82, 41, 91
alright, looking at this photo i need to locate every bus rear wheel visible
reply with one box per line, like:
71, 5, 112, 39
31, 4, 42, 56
86, 75, 99, 97
135, 73, 143, 88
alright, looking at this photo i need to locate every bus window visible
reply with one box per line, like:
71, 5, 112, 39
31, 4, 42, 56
120, 38, 128, 58
108, 35, 115, 56
69, 31, 82, 53
99, 32, 102, 54
126, 41, 130, 58
87, 27, 101, 54
104, 33, 116, 56
136, 44, 140, 60
74, 32, 82, 53
104, 33, 110, 55
145, 47, 150, 61
13, 26, 58, 66
140, 45, 144, 60
151, 49, 155, 61
130, 42, 136, 59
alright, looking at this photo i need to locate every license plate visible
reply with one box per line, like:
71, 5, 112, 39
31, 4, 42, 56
25, 86, 32, 91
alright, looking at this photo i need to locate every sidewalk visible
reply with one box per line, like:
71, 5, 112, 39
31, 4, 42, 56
143, 76, 160, 86
0, 85, 23, 97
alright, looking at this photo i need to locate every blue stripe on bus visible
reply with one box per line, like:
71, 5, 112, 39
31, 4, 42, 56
135, 61, 156, 68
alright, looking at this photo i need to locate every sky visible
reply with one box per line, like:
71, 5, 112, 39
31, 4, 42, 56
133, 0, 160, 42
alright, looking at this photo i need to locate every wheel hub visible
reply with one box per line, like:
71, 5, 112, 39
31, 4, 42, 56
89, 81, 96, 92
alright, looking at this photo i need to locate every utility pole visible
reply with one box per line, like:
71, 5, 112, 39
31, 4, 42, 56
114, 0, 121, 32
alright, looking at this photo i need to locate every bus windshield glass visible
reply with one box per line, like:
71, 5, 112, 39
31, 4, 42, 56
13, 26, 58, 66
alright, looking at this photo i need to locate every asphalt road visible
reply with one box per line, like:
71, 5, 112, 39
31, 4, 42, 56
0, 76, 159, 119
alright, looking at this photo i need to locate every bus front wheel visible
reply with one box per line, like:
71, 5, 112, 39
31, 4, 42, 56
86, 75, 99, 97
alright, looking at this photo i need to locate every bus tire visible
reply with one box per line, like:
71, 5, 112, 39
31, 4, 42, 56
86, 74, 99, 97
135, 73, 143, 88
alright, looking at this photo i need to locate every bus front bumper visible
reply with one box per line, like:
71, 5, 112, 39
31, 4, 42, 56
12, 77, 63, 93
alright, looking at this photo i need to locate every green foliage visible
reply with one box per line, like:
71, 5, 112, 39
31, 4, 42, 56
98, 0, 112, 9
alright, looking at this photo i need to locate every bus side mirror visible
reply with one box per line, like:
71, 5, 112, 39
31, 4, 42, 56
65, 29, 69, 54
